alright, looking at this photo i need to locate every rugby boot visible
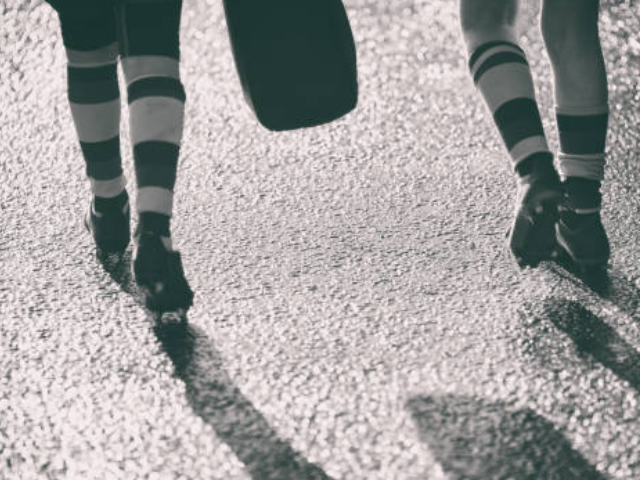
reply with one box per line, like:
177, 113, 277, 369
508, 161, 564, 268
84, 192, 130, 254
132, 230, 194, 313
556, 198, 610, 272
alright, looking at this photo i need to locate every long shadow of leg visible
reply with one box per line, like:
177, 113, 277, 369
407, 394, 606, 480
155, 322, 334, 480
95, 252, 333, 479
535, 297, 640, 392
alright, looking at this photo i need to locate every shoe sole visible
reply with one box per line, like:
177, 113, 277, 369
509, 192, 562, 269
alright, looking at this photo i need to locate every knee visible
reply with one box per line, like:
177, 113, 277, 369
460, 0, 519, 52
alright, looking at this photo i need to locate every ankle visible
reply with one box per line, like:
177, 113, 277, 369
94, 190, 128, 212
136, 212, 173, 250
138, 212, 170, 235
563, 177, 602, 209
516, 153, 556, 178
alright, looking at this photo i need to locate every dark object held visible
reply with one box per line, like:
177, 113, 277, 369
223, 0, 358, 131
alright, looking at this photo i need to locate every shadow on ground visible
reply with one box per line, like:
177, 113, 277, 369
155, 322, 334, 480
407, 394, 606, 480
544, 258, 640, 318
528, 296, 640, 393
96, 252, 334, 480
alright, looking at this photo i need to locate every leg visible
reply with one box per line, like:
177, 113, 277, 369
119, 0, 184, 250
541, 0, 609, 269
118, 0, 193, 312
50, 2, 130, 253
460, 0, 563, 268
461, 0, 551, 171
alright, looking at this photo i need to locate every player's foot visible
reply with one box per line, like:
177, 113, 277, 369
556, 177, 610, 272
508, 160, 564, 268
84, 191, 131, 254
556, 204, 610, 272
132, 230, 194, 313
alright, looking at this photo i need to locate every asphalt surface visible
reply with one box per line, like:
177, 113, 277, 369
3, 1, 640, 479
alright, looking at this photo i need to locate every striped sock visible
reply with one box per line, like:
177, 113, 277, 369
468, 39, 553, 174
66, 43, 126, 202
124, 56, 186, 250
556, 105, 608, 211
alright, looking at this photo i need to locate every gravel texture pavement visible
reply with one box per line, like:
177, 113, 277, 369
3, 1, 640, 479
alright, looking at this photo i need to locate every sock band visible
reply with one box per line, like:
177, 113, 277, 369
121, 56, 180, 84
68, 63, 117, 82
90, 176, 127, 199
474, 52, 528, 85
81, 137, 123, 180
67, 65, 120, 104
558, 154, 606, 181
137, 187, 174, 217
66, 43, 119, 67
80, 137, 120, 162
493, 98, 545, 151
556, 105, 608, 181
556, 112, 608, 155
134, 142, 179, 190
128, 97, 185, 145
69, 100, 121, 143
510, 137, 553, 166
469, 40, 525, 71
127, 76, 186, 103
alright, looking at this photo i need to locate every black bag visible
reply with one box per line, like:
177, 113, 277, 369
223, 0, 358, 131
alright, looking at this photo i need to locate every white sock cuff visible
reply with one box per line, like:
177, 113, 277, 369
558, 153, 605, 181
555, 104, 609, 116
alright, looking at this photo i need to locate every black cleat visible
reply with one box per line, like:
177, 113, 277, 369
508, 166, 564, 268
132, 231, 194, 314
84, 194, 131, 254
556, 205, 610, 273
